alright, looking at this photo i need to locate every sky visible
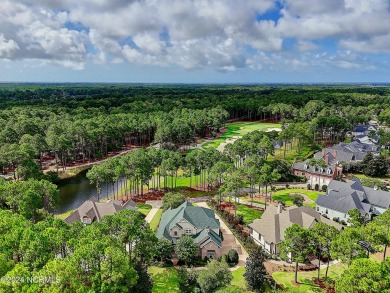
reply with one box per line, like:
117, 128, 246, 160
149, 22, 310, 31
0, 0, 390, 83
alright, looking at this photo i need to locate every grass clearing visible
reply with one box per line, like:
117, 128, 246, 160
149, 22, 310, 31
231, 267, 248, 289
55, 209, 74, 219
236, 203, 263, 224
150, 209, 163, 231
136, 203, 152, 216
272, 189, 324, 204
202, 121, 281, 149
272, 140, 315, 163
148, 266, 180, 293
272, 263, 347, 292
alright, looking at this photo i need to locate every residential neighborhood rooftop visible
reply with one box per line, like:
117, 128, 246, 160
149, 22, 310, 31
316, 179, 390, 216
65, 196, 137, 224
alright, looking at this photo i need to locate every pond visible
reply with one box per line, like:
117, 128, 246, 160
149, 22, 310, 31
56, 170, 126, 214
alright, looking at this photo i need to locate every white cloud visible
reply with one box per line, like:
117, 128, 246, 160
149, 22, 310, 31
0, 34, 19, 58
0, 0, 389, 73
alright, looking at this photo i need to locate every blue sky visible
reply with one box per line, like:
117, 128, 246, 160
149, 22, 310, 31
0, 0, 389, 83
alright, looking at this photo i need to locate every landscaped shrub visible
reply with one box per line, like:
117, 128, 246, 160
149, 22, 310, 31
227, 249, 239, 265
307, 183, 311, 190
236, 214, 244, 224
321, 185, 328, 192
332, 217, 340, 223
315, 184, 319, 191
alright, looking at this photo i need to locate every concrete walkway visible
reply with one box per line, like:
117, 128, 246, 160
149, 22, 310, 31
144, 200, 162, 223
197, 201, 248, 270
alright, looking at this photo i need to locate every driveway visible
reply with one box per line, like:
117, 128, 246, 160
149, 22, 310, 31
197, 201, 248, 269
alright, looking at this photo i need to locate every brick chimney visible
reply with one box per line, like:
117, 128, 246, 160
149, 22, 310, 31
325, 155, 329, 165
322, 149, 325, 156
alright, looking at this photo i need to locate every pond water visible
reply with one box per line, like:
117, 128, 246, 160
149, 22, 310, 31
56, 170, 125, 214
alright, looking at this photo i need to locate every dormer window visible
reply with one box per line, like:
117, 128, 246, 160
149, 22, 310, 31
351, 155, 355, 160
82, 216, 91, 225
185, 229, 192, 235
304, 164, 308, 169
327, 168, 332, 175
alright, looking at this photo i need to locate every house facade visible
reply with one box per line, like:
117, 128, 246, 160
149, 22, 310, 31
156, 201, 222, 259
316, 179, 390, 224
293, 141, 378, 189
249, 204, 342, 256
65, 196, 137, 225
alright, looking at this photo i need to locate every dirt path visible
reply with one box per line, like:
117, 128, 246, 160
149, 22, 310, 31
144, 200, 163, 223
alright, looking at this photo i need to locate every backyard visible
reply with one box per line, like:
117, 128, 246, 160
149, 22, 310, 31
149, 266, 180, 293
272, 263, 347, 292
241, 189, 323, 209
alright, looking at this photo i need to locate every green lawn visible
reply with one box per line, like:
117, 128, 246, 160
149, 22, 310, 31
241, 189, 322, 208
136, 203, 152, 216
272, 189, 324, 205
236, 203, 263, 224
231, 267, 249, 289
150, 209, 163, 231
202, 121, 281, 149
272, 263, 347, 292
148, 266, 180, 293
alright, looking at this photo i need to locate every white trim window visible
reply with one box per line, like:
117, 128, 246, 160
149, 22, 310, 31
82, 217, 91, 225
185, 229, 192, 235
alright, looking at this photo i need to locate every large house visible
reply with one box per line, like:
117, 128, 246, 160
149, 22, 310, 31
65, 196, 137, 225
156, 201, 222, 259
316, 179, 390, 224
249, 204, 342, 255
352, 124, 378, 136
293, 141, 377, 188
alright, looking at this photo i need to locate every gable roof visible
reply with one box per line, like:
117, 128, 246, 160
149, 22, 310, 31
354, 124, 377, 133
156, 201, 221, 244
195, 229, 222, 248
316, 179, 390, 215
65, 196, 137, 224
249, 205, 342, 244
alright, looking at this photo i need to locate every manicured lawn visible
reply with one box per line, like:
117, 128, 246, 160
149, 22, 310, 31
202, 122, 281, 149
272, 263, 347, 292
231, 267, 248, 289
236, 203, 263, 224
136, 203, 152, 216
148, 266, 180, 293
150, 209, 163, 231
272, 189, 324, 205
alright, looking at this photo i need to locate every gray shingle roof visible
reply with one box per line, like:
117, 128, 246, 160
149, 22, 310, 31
249, 205, 342, 244
293, 160, 334, 176
156, 201, 221, 245
65, 196, 136, 224
316, 179, 390, 215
